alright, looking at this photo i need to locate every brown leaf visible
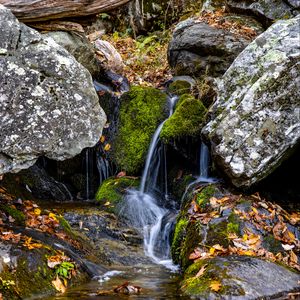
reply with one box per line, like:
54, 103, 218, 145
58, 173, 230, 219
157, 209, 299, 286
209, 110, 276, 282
52, 276, 66, 293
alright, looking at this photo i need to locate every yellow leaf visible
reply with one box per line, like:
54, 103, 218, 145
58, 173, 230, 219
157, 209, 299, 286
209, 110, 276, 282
104, 201, 111, 206
52, 276, 66, 293
290, 250, 298, 264
49, 213, 57, 221
252, 207, 258, 214
209, 247, 215, 255
34, 208, 41, 215
100, 135, 105, 143
210, 281, 221, 292
104, 143, 111, 151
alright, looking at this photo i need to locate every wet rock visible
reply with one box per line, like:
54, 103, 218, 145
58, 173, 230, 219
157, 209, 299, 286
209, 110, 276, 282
226, 0, 300, 26
173, 183, 300, 299
160, 94, 207, 143
202, 16, 300, 187
63, 206, 149, 266
44, 31, 103, 77
182, 256, 300, 299
112, 86, 168, 173
0, 5, 106, 175
168, 16, 262, 77
17, 164, 74, 201
95, 176, 139, 214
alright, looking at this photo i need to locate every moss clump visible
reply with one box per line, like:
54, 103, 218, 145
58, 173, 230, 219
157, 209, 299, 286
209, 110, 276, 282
171, 217, 188, 263
113, 86, 167, 173
169, 80, 192, 95
95, 177, 139, 214
0, 204, 25, 225
196, 184, 218, 208
160, 94, 207, 143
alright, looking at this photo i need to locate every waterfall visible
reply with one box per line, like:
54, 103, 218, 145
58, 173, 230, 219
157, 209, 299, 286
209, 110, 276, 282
180, 142, 216, 203
85, 148, 95, 200
199, 142, 209, 179
120, 96, 178, 270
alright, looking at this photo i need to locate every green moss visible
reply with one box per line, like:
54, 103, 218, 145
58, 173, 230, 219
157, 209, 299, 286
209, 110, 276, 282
113, 86, 167, 173
95, 177, 139, 214
0, 204, 25, 225
171, 217, 188, 263
160, 94, 207, 143
181, 259, 245, 297
169, 80, 192, 95
0, 249, 56, 299
196, 184, 217, 208
226, 222, 240, 235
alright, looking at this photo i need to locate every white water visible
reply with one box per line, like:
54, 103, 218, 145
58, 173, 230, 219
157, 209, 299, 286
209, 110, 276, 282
180, 142, 217, 203
121, 96, 178, 271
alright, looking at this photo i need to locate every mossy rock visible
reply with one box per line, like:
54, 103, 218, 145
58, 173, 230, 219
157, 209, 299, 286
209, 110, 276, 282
160, 94, 207, 143
168, 80, 192, 95
95, 177, 139, 214
0, 204, 25, 225
112, 86, 168, 174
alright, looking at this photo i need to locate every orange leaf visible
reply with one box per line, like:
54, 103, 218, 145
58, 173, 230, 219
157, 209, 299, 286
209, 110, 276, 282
210, 281, 221, 292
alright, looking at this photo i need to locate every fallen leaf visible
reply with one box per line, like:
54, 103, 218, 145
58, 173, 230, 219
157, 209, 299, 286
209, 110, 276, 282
290, 250, 298, 264
100, 135, 105, 143
104, 143, 111, 151
210, 280, 221, 292
52, 276, 66, 293
34, 208, 41, 215
195, 264, 207, 278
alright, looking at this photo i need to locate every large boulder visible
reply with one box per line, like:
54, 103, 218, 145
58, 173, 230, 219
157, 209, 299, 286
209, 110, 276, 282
168, 15, 262, 77
202, 16, 300, 187
0, 5, 106, 175
226, 0, 300, 26
44, 31, 103, 77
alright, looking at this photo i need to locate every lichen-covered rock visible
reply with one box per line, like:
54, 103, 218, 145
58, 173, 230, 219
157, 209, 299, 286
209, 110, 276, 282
0, 5, 106, 175
226, 0, 300, 26
202, 16, 300, 187
112, 86, 168, 173
160, 94, 207, 143
168, 16, 262, 77
44, 31, 103, 77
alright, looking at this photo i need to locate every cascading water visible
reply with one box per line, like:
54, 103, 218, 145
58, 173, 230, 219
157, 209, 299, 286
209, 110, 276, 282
120, 96, 178, 270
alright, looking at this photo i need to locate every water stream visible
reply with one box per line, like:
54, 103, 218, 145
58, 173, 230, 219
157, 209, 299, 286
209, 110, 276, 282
119, 96, 179, 270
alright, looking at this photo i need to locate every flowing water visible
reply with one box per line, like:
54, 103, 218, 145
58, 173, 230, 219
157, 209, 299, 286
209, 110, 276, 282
120, 96, 179, 270
43, 97, 217, 299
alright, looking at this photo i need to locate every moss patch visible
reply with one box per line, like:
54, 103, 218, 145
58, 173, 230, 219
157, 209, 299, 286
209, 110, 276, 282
95, 177, 139, 214
169, 80, 192, 95
112, 86, 167, 173
0, 204, 25, 225
171, 217, 188, 263
160, 94, 207, 143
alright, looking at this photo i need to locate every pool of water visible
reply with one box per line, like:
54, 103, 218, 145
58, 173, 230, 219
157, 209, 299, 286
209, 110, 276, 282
45, 263, 189, 300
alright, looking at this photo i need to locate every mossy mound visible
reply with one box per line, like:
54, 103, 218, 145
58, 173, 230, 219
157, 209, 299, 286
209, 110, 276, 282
112, 86, 168, 173
95, 177, 139, 214
160, 94, 207, 143
168, 80, 192, 95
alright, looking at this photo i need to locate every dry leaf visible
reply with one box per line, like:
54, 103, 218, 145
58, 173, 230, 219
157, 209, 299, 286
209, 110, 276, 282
104, 143, 111, 151
195, 264, 207, 278
210, 281, 221, 292
52, 276, 66, 293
